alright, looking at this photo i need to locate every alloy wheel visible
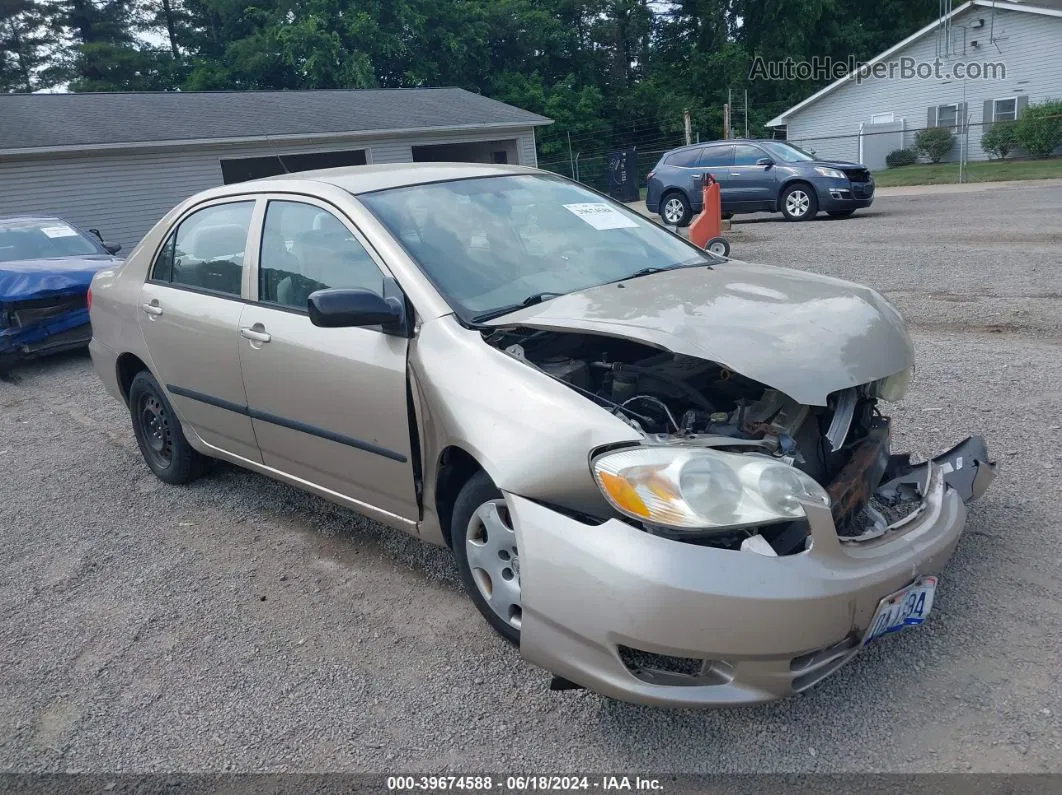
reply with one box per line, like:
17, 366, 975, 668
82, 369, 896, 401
785, 190, 811, 218
663, 198, 685, 224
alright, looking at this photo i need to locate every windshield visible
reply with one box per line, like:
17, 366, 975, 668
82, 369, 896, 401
359, 174, 715, 322
0, 220, 103, 263
758, 141, 816, 163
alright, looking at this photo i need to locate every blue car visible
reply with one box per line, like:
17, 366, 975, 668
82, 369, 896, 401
0, 216, 122, 375
646, 139, 875, 225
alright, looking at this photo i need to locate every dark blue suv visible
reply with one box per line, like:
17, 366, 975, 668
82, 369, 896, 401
645, 139, 874, 225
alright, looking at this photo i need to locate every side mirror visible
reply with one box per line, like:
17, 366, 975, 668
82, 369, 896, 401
102, 242, 122, 255
757, 157, 774, 168
308, 288, 404, 329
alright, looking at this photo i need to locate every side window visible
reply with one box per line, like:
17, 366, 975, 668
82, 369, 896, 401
665, 148, 703, 168
151, 201, 254, 296
698, 146, 734, 167
733, 144, 766, 166
258, 200, 386, 311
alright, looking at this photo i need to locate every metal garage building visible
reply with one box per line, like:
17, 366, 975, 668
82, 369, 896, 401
0, 88, 551, 250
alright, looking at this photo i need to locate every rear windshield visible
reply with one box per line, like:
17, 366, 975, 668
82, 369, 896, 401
0, 220, 102, 262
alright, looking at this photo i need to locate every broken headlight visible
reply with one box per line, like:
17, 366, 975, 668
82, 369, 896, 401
592, 447, 830, 532
874, 364, 914, 402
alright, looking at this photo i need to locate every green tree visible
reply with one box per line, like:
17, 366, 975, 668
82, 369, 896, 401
1, 0, 55, 91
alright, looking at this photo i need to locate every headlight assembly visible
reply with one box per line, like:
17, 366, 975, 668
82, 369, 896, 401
592, 447, 830, 532
814, 166, 847, 179
875, 365, 914, 402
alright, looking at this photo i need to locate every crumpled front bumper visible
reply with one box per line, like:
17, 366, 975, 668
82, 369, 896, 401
512, 438, 995, 707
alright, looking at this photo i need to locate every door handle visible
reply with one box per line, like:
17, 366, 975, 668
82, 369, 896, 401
239, 326, 271, 343
141, 302, 163, 317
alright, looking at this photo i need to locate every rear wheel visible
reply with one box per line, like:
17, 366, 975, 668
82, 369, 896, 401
452, 471, 521, 646
129, 370, 204, 484
828, 209, 856, 218
780, 183, 818, 221
659, 192, 692, 227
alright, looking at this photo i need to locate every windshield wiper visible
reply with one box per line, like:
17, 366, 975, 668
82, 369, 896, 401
470, 291, 565, 323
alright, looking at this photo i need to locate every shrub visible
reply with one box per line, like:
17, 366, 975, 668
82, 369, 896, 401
1013, 99, 1062, 158
981, 121, 1017, 159
885, 148, 918, 167
914, 127, 955, 163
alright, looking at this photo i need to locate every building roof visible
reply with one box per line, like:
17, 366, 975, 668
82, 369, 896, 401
0, 88, 552, 154
766, 0, 1062, 127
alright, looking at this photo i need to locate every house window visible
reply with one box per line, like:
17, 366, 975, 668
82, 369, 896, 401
936, 104, 959, 128
870, 112, 895, 124
993, 98, 1017, 122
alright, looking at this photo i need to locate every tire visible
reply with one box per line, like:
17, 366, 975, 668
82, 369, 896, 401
780, 183, 818, 221
659, 191, 692, 227
828, 209, 856, 218
706, 236, 731, 257
451, 471, 521, 646
128, 370, 205, 485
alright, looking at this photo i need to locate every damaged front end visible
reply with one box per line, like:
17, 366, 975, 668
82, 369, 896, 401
0, 294, 94, 373
485, 327, 994, 551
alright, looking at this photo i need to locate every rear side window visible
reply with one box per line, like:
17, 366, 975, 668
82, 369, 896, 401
665, 148, 704, 168
699, 146, 734, 167
150, 201, 254, 297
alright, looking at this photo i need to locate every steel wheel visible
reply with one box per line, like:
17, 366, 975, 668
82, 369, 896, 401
464, 499, 522, 631
138, 392, 173, 469
785, 189, 811, 217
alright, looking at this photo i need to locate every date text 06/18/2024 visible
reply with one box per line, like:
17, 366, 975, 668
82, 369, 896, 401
386, 775, 665, 791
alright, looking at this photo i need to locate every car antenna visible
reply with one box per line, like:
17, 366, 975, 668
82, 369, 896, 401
263, 130, 291, 174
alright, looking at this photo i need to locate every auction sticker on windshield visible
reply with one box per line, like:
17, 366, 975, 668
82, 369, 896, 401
564, 203, 638, 231
40, 225, 80, 238
863, 576, 937, 645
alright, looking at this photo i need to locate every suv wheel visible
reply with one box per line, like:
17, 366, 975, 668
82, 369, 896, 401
780, 183, 818, 221
660, 192, 692, 227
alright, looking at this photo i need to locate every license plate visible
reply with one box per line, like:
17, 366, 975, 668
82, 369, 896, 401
862, 576, 937, 645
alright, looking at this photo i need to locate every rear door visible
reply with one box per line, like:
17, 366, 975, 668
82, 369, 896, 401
696, 145, 736, 209
138, 198, 262, 462
236, 196, 418, 522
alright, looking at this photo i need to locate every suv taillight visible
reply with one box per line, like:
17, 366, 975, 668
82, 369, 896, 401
647, 171, 656, 181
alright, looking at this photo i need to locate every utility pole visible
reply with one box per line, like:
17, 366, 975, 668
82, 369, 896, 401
744, 89, 749, 138
566, 131, 575, 179
683, 109, 692, 146
723, 103, 731, 140
728, 89, 733, 138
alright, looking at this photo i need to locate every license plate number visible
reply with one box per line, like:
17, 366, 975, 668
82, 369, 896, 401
863, 576, 937, 645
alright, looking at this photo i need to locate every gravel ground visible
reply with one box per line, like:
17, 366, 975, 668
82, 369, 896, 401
1, 183, 1061, 774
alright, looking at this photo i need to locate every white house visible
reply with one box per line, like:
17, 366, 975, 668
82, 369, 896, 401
0, 89, 551, 250
766, 0, 1062, 169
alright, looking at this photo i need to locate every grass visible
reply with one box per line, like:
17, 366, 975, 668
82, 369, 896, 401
872, 156, 1062, 187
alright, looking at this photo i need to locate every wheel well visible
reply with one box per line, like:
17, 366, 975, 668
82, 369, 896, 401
435, 446, 484, 548
777, 179, 816, 211
660, 188, 689, 207
116, 353, 149, 404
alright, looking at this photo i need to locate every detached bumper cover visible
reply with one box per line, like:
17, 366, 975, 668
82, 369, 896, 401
513, 437, 995, 707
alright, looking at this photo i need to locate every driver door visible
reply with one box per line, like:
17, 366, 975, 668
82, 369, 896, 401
237, 197, 418, 522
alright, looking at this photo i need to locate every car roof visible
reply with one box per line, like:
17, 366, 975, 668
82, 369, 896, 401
246, 162, 539, 196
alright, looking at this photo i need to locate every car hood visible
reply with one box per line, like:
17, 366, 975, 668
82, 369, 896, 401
485, 262, 913, 406
809, 159, 869, 172
0, 255, 121, 303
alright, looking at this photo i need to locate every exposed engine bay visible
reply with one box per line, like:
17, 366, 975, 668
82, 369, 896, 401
486, 328, 992, 554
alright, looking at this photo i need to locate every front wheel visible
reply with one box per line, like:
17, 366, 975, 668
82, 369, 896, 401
129, 370, 205, 484
452, 471, 521, 646
780, 184, 818, 221
828, 209, 856, 218
659, 192, 692, 227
